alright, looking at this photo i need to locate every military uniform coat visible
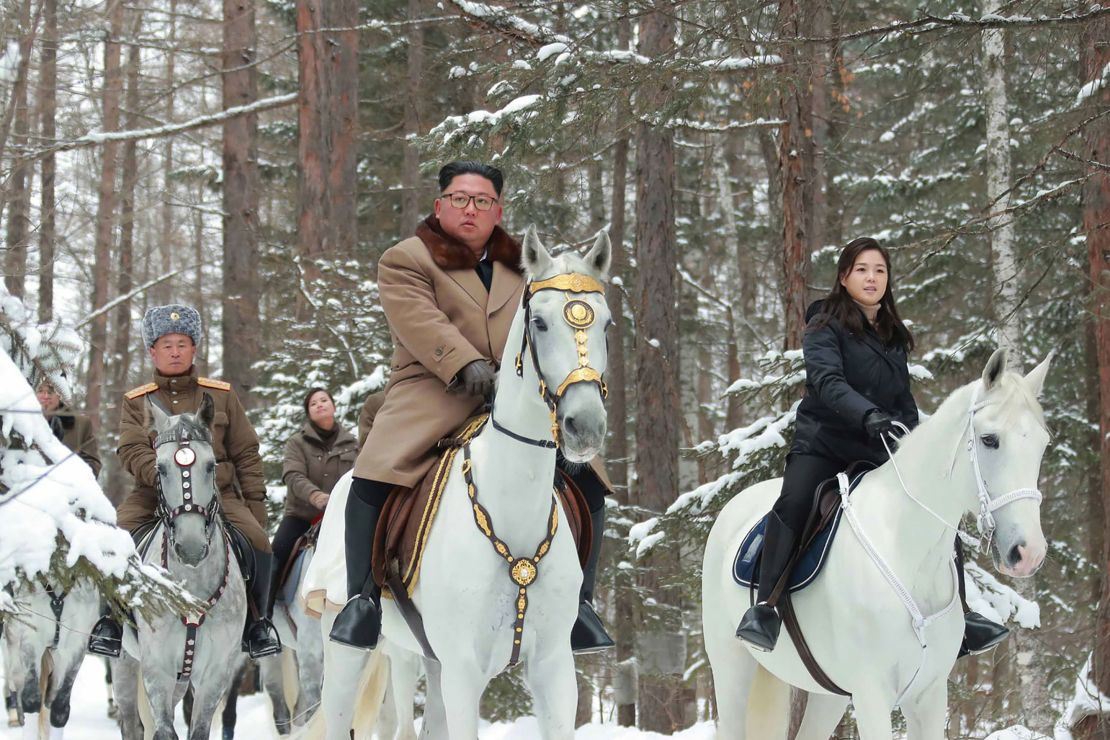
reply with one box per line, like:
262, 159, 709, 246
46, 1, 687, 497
282, 422, 358, 521
49, 405, 101, 478
115, 367, 272, 550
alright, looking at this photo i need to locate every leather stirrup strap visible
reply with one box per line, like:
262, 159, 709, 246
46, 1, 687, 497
386, 574, 438, 663
781, 597, 850, 696
766, 476, 834, 608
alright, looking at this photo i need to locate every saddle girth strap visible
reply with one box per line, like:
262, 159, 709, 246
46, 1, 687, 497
386, 573, 438, 662
44, 584, 65, 649
461, 443, 559, 666
781, 597, 850, 696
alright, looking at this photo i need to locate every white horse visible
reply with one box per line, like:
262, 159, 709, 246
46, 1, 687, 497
299, 227, 613, 739
3, 577, 99, 738
261, 541, 325, 733
113, 396, 248, 740
702, 348, 1051, 739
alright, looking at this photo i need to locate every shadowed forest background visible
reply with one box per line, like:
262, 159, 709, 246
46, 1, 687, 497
1, 0, 1110, 736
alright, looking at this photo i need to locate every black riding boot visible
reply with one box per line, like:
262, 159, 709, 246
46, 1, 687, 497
329, 482, 384, 650
955, 538, 1009, 657
736, 511, 797, 652
571, 506, 615, 654
88, 610, 123, 657
243, 549, 282, 658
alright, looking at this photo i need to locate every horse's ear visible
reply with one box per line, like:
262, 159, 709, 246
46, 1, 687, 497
147, 398, 171, 433
1024, 351, 1054, 398
981, 347, 1008, 391
583, 230, 612, 280
198, 392, 215, 428
521, 225, 554, 277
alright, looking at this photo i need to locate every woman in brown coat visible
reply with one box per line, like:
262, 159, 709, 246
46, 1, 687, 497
272, 388, 358, 599
36, 379, 101, 477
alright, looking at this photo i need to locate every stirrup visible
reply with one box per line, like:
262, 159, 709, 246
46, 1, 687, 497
571, 601, 614, 654
735, 602, 781, 653
244, 618, 282, 659
87, 617, 123, 658
329, 596, 381, 650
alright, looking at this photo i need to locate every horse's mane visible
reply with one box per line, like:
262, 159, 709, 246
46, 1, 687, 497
162, 411, 213, 445
524, 249, 607, 283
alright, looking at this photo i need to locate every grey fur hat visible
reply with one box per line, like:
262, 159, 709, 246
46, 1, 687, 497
142, 304, 201, 348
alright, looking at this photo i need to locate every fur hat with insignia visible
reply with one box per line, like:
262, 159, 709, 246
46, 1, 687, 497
142, 304, 201, 348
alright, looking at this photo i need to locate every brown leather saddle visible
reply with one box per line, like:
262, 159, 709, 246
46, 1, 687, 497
370, 414, 591, 599
275, 521, 321, 598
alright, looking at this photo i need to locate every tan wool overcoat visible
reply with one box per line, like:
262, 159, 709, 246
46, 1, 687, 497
354, 217, 525, 488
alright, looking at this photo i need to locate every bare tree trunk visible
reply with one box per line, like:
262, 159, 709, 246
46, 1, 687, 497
155, 0, 178, 307
37, 0, 55, 321
294, 0, 360, 324
86, 0, 124, 435
400, 0, 424, 233
981, 1, 1049, 731
222, 0, 260, 402
112, 10, 142, 399
777, 0, 817, 350
634, 4, 684, 733
1075, 4, 1110, 738
4, 0, 33, 299
0, 0, 37, 177
192, 184, 207, 373
609, 134, 637, 729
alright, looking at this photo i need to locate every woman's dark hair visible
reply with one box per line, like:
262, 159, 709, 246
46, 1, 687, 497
302, 387, 333, 416
810, 237, 914, 351
438, 161, 504, 196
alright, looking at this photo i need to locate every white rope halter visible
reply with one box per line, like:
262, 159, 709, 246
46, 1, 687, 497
950, 383, 1044, 547
844, 380, 1043, 706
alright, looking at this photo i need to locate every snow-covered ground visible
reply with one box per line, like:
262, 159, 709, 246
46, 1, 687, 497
0, 656, 716, 738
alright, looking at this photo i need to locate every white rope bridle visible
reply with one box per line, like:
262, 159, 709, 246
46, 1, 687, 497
839, 381, 1043, 706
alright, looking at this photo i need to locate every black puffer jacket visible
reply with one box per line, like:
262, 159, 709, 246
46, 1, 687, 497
791, 301, 919, 466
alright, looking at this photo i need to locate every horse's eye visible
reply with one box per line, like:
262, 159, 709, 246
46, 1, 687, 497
157, 463, 167, 476
605, 319, 614, 332
533, 317, 548, 332
980, 434, 1000, 450
207, 462, 216, 474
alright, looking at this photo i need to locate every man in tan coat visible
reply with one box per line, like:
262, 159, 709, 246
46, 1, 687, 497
87, 304, 281, 659
356, 389, 386, 450
331, 161, 614, 654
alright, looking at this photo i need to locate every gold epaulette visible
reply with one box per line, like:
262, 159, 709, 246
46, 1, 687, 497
124, 382, 159, 400
197, 377, 231, 391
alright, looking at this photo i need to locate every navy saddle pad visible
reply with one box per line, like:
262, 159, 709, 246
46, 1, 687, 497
732, 467, 871, 594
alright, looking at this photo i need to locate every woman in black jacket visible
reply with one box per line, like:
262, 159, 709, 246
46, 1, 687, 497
735, 237, 1008, 655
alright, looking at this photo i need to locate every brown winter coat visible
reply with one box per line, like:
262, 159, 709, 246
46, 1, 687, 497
114, 367, 271, 550
49, 406, 101, 478
353, 216, 612, 492
282, 422, 358, 521
357, 390, 386, 450
353, 217, 526, 487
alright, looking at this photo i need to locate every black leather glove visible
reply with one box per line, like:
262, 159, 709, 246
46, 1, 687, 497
450, 360, 496, 399
863, 409, 898, 441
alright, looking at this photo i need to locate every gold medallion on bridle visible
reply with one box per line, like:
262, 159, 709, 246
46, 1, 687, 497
563, 300, 595, 329
511, 558, 538, 586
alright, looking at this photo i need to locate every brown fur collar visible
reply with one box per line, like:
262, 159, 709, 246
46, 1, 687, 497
416, 215, 522, 273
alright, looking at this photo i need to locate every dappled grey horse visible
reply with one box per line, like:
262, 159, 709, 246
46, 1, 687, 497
113, 395, 248, 740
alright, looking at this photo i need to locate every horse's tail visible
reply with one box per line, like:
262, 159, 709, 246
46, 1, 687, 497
137, 673, 154, 740
37, 649, 52, 737
746, 663, 791, 739
281, 649, 299, 715
351, 649, 389, 737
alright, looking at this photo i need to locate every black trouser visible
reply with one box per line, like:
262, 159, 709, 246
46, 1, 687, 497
270, 515, 313, 603
770, 453, 846, 537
